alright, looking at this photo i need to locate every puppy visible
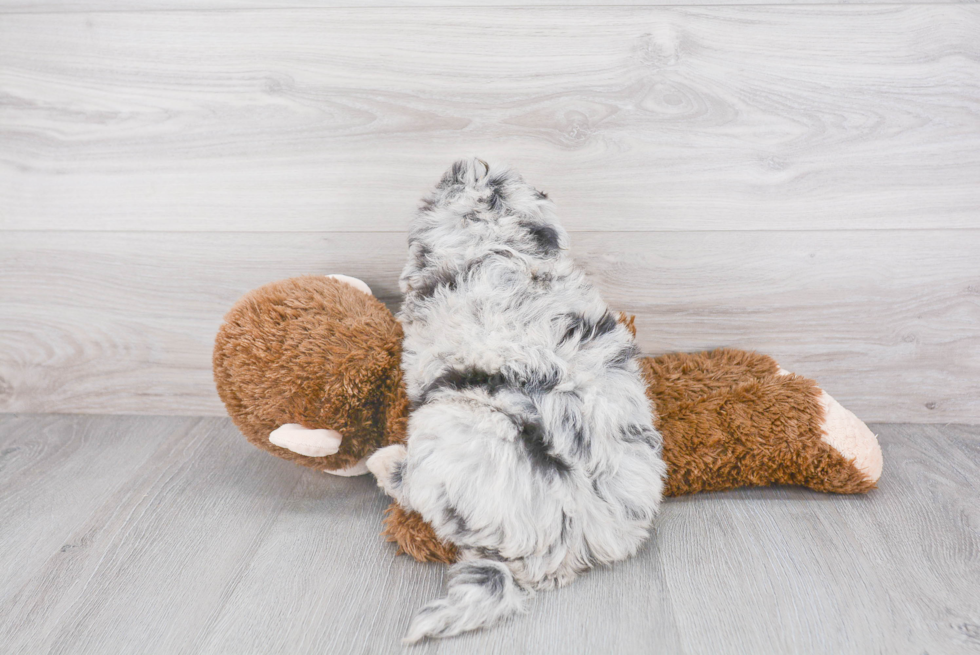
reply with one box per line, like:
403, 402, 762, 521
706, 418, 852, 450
368, 159, 666, 643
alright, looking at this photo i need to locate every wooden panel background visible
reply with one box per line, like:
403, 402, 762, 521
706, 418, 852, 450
2, 8, 979, 233
0, 0, 973, 11
1, 6, 978, 422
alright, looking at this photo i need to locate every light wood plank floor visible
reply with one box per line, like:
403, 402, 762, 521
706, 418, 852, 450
2, 414, 977, 654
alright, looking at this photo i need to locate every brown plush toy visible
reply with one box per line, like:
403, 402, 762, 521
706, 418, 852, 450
214, 274, 882, 564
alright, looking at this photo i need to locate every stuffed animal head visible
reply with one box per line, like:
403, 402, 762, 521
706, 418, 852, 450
213, 275, 409, 473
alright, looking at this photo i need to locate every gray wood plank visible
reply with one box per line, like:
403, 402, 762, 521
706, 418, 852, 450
194, 471, 451, 655
194, 422, 980, 655
658, 422, 980, 655
0, 415, 307, 655
2, 7, 978, 232
2, 230, 977, 422
0, 0, 971, 13
0, 414, 191, 606
1, 416, 977, 654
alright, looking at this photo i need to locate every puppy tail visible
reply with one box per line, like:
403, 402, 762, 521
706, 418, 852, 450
402, 559, 529, 644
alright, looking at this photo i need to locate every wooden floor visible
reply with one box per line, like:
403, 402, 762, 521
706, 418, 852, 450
1, 413, 978, 654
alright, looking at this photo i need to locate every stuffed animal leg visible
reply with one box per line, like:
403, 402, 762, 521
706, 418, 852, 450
213, 275, 882, 565
642, 348, 882, 497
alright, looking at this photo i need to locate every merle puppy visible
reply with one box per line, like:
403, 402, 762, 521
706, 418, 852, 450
367, 158, 665, 643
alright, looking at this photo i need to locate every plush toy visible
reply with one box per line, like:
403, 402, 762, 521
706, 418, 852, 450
213, 274, 882, 564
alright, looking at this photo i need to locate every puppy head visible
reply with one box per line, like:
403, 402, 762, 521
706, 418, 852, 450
411, 158, 568, 259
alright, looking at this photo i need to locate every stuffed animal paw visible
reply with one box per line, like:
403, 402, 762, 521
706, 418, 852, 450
642, 348, 882, 496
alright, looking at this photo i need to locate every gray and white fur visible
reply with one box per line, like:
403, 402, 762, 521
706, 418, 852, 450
367, 158, 666, 643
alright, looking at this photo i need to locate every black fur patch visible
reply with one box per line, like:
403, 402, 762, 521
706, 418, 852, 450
488, 247, 517, 261
624, 503, 647, 521
390, 460, 405, 487
519, 421, 571, 478
608, 343, 640, 368
520, 221, 561, 254
571, 424, 589, 456
439, 160, 467, 188
419, 367, 509, 405
622, 424, 659, 448
559, 311, 618, 345
412, 242, 432, 270
591, 312, 619, 339
414, 253, 503, 302
560, 511, 572, 542
520, 367, 562, 394
462, 563, 507, 597
556, 403, 589, 456
530, 271, 554, 288
413, 267, 459, 300
444, 504, 469, 534
485, 174, 508, 212
591, 477, 606, 501
474, 546, 512, 562
534, 189, 549, 200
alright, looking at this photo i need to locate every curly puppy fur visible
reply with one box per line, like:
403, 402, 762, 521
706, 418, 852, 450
382, 348, 875, 566
213, 276, 409, 471
367, 159, 666, 642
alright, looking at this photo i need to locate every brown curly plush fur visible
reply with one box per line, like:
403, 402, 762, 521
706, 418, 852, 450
383, 504, 459, 563
213, 276, 408, 472
214, 277, 874, 566
644, 349, 875, 497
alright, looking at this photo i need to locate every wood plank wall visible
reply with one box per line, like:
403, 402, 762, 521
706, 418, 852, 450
1, 4, 978, 422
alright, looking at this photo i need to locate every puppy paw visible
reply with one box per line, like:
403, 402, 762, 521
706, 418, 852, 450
367, 444, 408, 498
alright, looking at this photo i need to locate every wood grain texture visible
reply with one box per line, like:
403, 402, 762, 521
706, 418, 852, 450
2, 229, 978, 422
0, 0, 973, 13
0, 414, 185, 606
658, 422, 980, 655
0, 415, 308, 655
1, 7, 978, 232
1, 415, 978, 654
